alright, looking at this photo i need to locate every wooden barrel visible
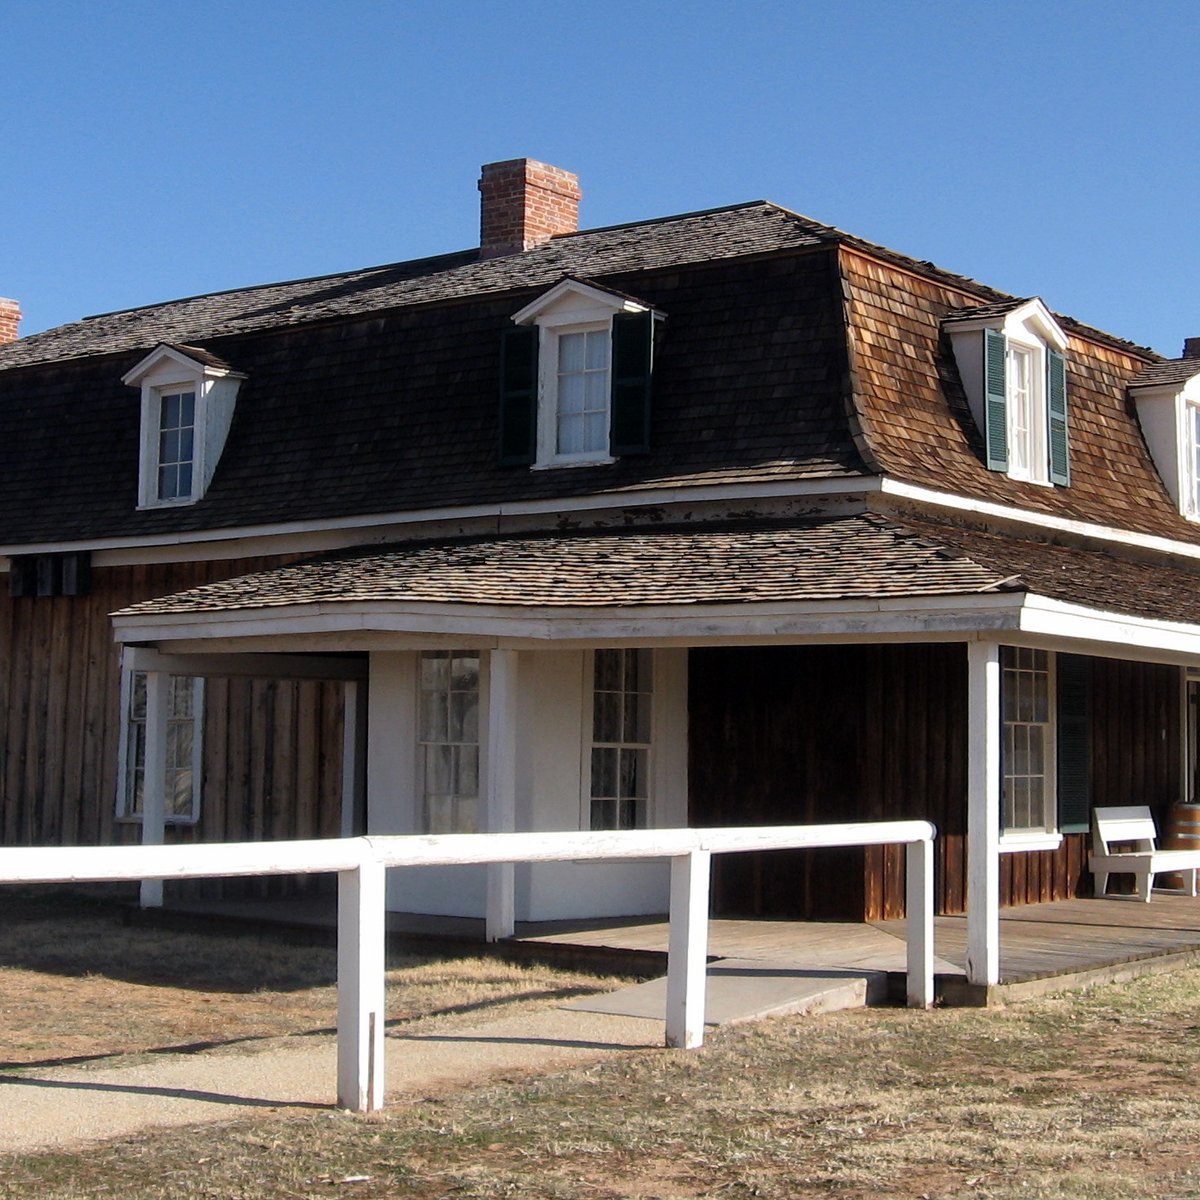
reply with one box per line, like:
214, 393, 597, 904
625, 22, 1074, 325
1162, 803, 1200, 890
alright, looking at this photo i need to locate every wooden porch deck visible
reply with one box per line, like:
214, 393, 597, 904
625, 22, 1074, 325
159, 891, 1200, 1005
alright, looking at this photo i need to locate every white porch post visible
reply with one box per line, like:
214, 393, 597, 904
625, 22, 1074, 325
336, 856, 386, 1112
966, 639, 1002, 986
665, 849, 712, 1049
340, 680, 368, 838
905, 834, 935, 1008
139, 670, 169, 909
486, 648, 518, 941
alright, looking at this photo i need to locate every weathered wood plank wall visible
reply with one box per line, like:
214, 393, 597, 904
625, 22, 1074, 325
0, 560, 346, 888
689, 645, 1182, 920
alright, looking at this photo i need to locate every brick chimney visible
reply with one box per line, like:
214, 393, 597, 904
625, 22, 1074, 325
0, 298, 20, 344
478, 159, 581, 259
1184, 337, 1200, 360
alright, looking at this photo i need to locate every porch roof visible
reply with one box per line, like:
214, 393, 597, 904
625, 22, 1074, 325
116, 513, 1022, 619
109, 510, 1200, 645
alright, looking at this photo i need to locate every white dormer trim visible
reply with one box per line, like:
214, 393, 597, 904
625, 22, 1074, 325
511, 278, 648, 327
512, 280, 650, 469
1130, 369, 1200, 520
123, 345, 244, 510
946, 299, 1069, 487
947, 298, 1068, 352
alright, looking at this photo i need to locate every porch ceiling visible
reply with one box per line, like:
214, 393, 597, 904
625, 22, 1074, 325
109, 512, 1200, 657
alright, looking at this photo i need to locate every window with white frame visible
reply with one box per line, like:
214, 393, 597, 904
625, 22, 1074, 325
418, 650, 480, 834
1005, 342, 1042, 482
122, 344, 244, 509
117, 671, 203, 823
945, 298, 1069, 487
1188, 403, 1200, 518
555, 326, 612, 457
501, 278, 660, 470
588, 649, 653, 830
1000, 647, 1056, 834
156, 389, 196, 501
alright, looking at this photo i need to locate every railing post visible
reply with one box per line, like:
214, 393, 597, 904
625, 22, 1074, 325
905, 834, 935, 1008
337, 853, 386, 1113
139, 670, 170, 909
666, 849, 711, 1049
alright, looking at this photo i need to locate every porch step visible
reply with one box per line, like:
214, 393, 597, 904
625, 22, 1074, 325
563, 958, 889, 1026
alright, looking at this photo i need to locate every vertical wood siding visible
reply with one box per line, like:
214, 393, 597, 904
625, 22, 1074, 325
688, 643, 967, 921
0, 559, 346, 897
689, 646, 1182, 920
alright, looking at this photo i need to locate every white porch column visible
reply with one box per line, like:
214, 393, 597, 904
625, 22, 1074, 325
340, 680, 368, 838
966, 639, 1002, 985
139, 670, 169, 909
486, 648, 518, 941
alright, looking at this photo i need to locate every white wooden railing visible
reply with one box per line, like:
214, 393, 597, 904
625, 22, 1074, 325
0, 820, 936, 1112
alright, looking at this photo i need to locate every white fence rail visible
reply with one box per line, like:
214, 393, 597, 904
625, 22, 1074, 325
0, 820, 936, 1113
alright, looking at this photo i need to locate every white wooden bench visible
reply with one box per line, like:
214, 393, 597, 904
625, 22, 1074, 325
1089, 806, 1200, 902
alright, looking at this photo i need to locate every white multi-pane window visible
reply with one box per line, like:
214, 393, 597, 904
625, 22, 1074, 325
157, 390, 196, 501
117, 672, 203, 822
1006, 343, 1042, 481
556, 328, 610, 457
1001, 647, 1055, 833
589, 649, 652, 830
418, 651, 480, 834
1190, 405, 1200, 517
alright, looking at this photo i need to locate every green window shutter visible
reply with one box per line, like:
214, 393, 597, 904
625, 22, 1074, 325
609, 310, 658, 456
1047, 349, 1069, 486
1056, 653, 1091, 833
984, 328, 1009, 471
498, 326, 538, 466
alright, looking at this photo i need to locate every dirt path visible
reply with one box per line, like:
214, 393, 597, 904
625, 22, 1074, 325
0, 1009, 663, 1154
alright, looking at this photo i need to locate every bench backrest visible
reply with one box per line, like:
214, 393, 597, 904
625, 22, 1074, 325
1092, 805, 1158, 855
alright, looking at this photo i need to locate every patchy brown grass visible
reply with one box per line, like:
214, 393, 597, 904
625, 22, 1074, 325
8, 888, 1200, 1197
0, 886, 632, 1069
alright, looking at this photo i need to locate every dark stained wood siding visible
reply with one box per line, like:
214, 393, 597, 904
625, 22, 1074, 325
689, 646, 1182, 919
0, 559, 346, 891
688, 644, 967, 920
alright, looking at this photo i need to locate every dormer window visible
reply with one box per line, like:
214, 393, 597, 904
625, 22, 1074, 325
500, 277, 663, 468
122, 344, 244, 509
1129, 351, 1200, 521
946, 298, 1070, 487
156, 389, 196, 500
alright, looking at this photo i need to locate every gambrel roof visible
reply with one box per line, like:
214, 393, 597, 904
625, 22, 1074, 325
0, 193, 1184, 560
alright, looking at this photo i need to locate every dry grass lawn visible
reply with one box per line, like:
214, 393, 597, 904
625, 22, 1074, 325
6, 887, 1200, 1197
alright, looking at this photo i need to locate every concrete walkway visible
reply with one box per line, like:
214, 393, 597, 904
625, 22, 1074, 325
0, 1008, 664, 1155
0, 955, 882, 1155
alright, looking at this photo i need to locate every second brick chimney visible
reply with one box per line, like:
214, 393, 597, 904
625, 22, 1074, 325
478, 159, 581, 259
1184, 337, 1200, 360
0, 298, 20, 345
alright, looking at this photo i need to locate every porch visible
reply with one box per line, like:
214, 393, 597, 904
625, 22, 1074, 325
153, 890, 1200, 1007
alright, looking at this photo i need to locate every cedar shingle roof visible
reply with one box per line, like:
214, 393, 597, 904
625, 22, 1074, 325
0, 204, 832, 371
1129, 358, 1200, 389
112, 511, 1200, 630
112, 514, 1019, 616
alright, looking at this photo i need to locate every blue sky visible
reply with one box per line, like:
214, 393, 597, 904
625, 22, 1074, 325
2, 1, 1198, 355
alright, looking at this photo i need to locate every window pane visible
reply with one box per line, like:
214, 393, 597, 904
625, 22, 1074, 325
454, 796, 479, 835
594, 650, 621, 692
449, 690, 478, 742
591, 747, 617, 799
558, 412, 584, 454
421, 651, 449, 692
593, 691, 621, 743
169, 769, 193, 818
451, 653, 479, 692
620, 748, 647, 799
583, 412, 607, 453
558, 331, 585, 373
585, 330, 609, 370
420, 689, 447, 741
558, 372, 585, 415
425, 744, 452, 796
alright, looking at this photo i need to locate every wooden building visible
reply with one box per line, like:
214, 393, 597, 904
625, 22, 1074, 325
3, 158, 1200, 984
